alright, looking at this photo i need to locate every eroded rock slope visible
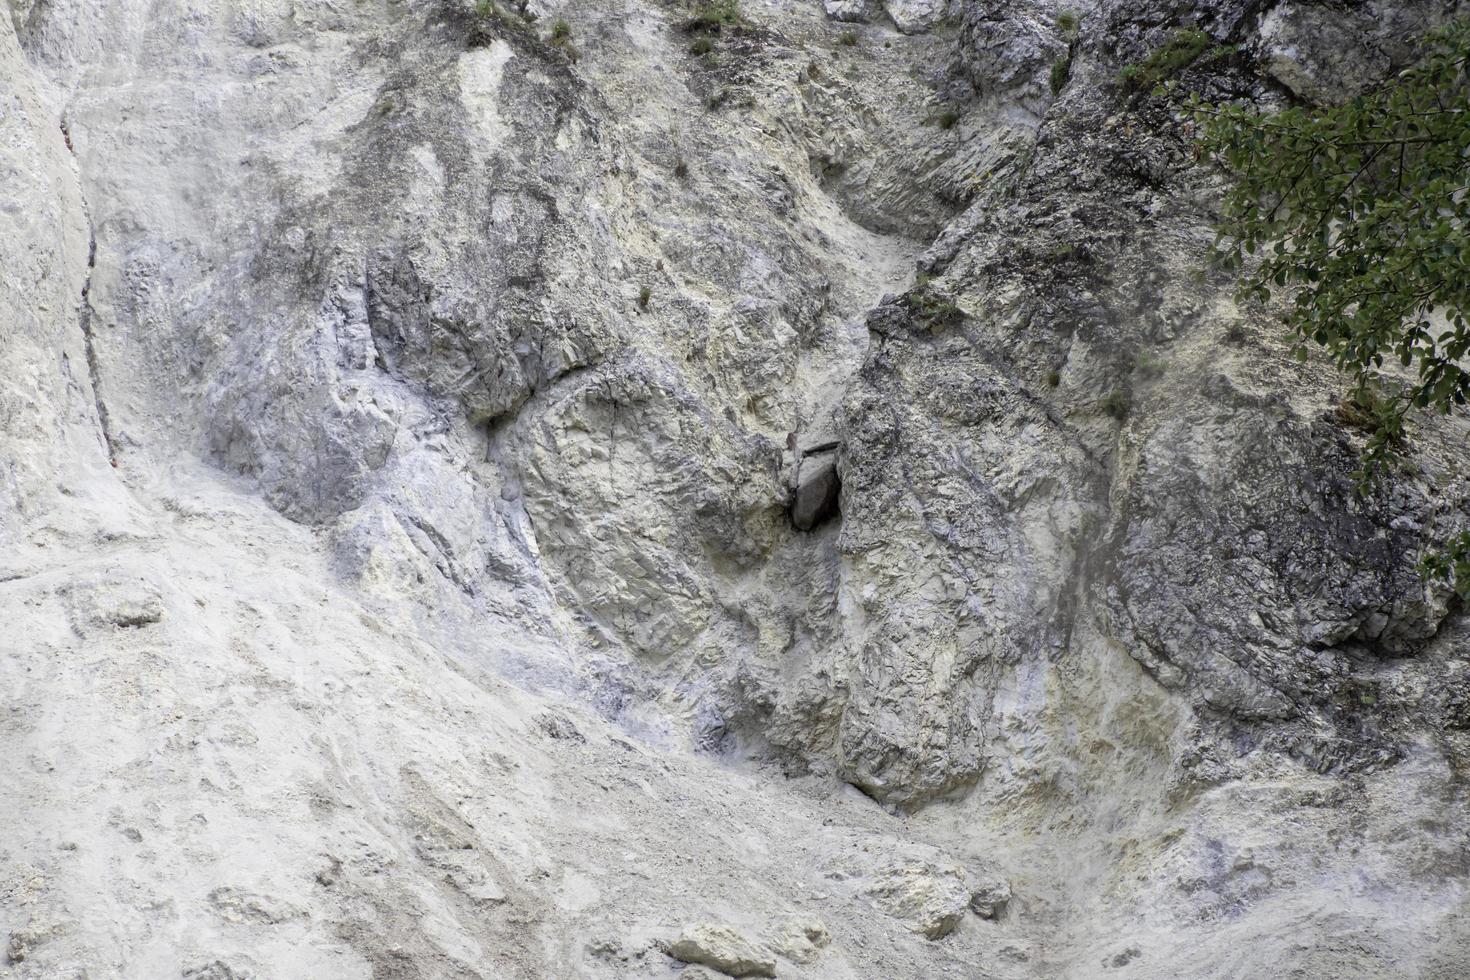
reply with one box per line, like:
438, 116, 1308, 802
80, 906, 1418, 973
3, 0, 1469, 977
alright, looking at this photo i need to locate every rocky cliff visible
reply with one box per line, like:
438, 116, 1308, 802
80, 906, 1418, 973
3, 0, 1469, 976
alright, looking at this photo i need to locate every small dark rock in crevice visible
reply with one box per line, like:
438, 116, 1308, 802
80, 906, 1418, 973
791, 446, 841, 531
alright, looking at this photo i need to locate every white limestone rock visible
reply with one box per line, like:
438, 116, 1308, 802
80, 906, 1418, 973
885, 0, 948, 34
863, 862, 973, 939
824, 0, 880, 22
3, 0, 1470, 978
63, 573, 164, 632
668, 923, 777, 977
675, 967, 733, 980
770, 914, 831, 964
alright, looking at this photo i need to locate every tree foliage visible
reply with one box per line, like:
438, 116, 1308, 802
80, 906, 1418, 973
1188, 19, 1470, 594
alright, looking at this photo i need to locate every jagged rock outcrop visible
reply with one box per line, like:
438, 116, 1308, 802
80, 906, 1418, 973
3, 0, 1470, 977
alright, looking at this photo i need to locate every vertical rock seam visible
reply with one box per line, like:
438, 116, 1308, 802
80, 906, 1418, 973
78, 228, 115, 464
67, 117, 116, 465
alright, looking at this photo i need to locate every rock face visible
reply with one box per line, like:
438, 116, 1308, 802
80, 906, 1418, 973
1255, 2, 1440, 103
3, 0, 1470, 977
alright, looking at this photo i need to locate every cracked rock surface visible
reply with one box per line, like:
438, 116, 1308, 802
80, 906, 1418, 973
3, 0, 1470, 977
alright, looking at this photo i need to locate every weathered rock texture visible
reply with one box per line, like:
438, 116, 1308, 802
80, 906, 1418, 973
3, 0, 1469, 977
669, 922, 778, 976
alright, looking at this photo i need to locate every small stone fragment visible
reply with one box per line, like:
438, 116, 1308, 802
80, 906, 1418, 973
314, 856, 342, 888
65, 573, 164, 631
183, 962, 250, 980
864, 863, 971, 939
969, 878, 1011, 920
771, 914, 830, 964
676, 968, 729, 980
534, 711, 586, 742
668, 923, 777, 978
206, 887, 300, 925
6, 921, 64, 963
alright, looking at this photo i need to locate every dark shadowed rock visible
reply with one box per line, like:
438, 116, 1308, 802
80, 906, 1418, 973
791, 452, 841, 531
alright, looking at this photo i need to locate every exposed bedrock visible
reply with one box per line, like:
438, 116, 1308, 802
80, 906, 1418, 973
4, 0, 1470, 976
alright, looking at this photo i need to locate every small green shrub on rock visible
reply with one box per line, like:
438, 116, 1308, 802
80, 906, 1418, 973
905, 276, 962, 328
1101, 389, 1131, 419
1050, 55, 1071, 95
1119, 28, 1209, 91
685, 0, 745, 32
1334, 386, 1403, 441
1135, 353, 1166, 379
546, 18, 579, 60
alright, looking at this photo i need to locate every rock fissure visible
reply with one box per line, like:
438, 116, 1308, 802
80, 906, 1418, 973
68, 131, 115, 466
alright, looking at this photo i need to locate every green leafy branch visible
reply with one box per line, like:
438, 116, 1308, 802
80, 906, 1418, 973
1188, 19, 1470, 592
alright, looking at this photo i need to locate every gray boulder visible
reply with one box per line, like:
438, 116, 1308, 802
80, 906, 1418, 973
791, 450, 841, 531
